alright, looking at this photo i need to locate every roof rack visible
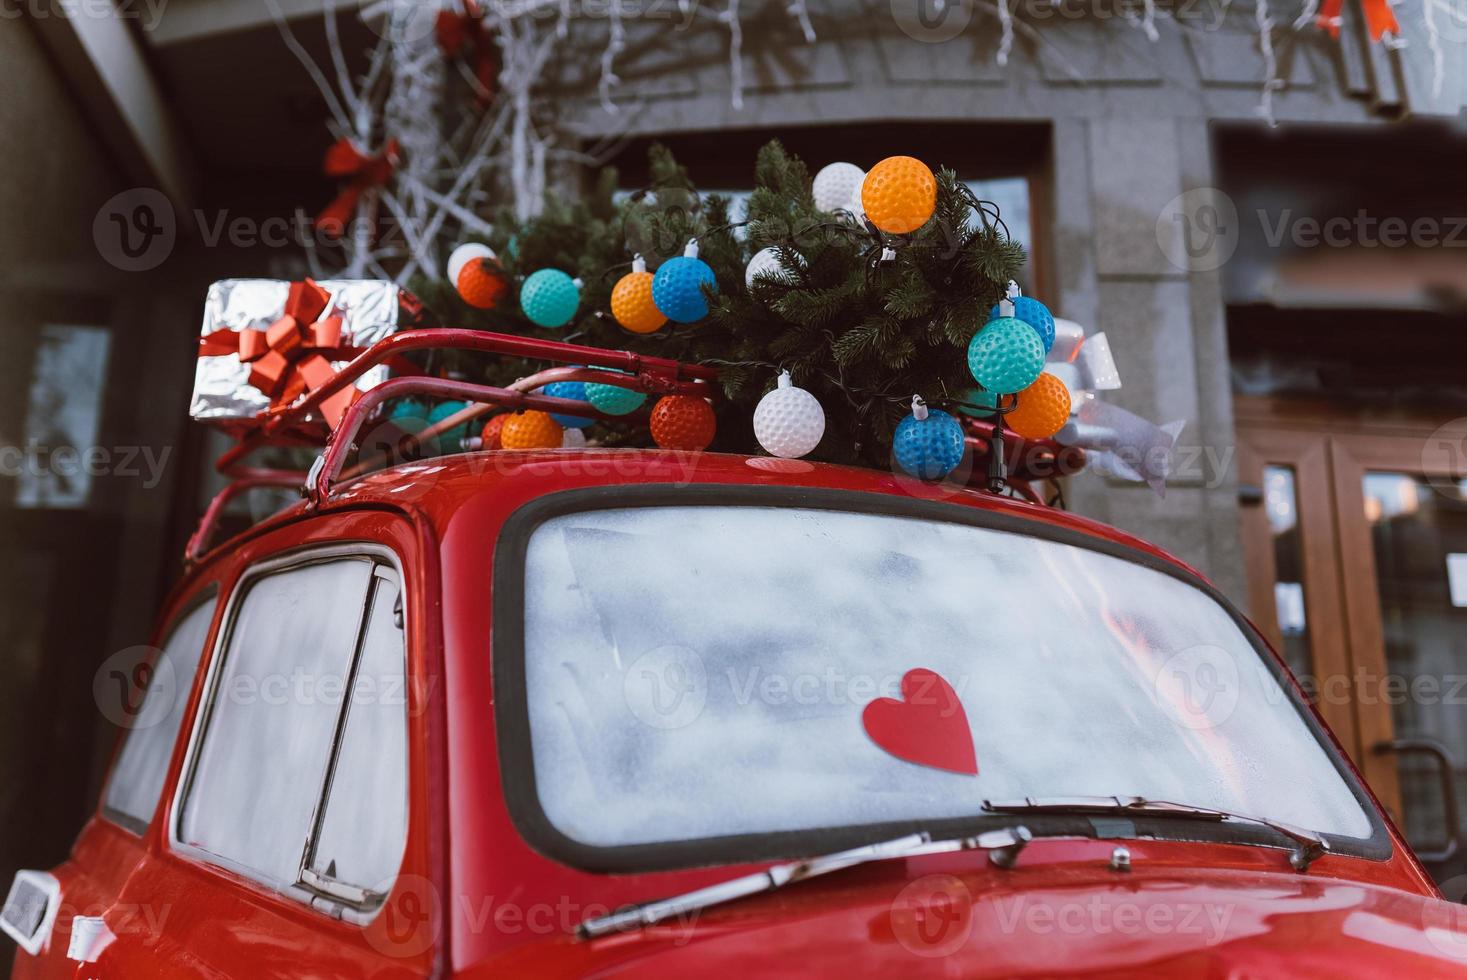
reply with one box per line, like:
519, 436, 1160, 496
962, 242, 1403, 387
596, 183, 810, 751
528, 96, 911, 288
188, 326, 1081, 564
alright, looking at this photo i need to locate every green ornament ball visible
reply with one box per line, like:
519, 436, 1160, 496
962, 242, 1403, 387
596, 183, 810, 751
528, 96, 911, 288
967, 317, 1046, 394
584, 380, 647, 416
520, 269, 580, 328
427, 400, 472, 449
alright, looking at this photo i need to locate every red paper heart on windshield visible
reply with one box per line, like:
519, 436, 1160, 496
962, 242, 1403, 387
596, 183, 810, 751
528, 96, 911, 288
862, 668, 978, 775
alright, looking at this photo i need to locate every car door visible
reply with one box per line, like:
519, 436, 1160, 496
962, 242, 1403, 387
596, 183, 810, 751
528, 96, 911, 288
4, 586, 220, 979
77, 513, 439, 978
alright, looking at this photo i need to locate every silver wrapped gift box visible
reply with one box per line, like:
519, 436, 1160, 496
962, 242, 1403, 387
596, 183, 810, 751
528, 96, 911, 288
191, 278, 407, 424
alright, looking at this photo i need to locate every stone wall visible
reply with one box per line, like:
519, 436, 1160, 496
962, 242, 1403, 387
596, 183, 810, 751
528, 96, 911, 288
550, 0, 1465, 604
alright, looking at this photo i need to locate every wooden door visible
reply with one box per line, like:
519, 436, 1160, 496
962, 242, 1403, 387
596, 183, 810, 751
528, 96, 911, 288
1237, 398, 1467, 880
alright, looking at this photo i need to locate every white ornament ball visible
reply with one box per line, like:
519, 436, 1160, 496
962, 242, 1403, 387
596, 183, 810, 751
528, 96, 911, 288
561, 427, 587, 449
847, 183, 868, 225
745, 247, 786, 288
812, 162, 865, 214
753, 371, 826, 459
447, 242, 495, 284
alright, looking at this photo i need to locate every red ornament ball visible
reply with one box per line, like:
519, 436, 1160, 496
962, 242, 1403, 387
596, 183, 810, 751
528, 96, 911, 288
649, 396, 716, 451
480, 413, 507, 450
457, 257, 507, 310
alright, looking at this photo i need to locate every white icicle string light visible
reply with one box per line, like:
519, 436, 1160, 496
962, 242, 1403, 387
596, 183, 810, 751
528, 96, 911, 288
599, 0, 626, 113
787, 0, 817, 42
725, 0, 745, 110
1255, 0, 1280, 128
273, 0, 826, 278
996, 0, 1015, 66
1140, 0, 1160, 41
1424, 0, 1450, 99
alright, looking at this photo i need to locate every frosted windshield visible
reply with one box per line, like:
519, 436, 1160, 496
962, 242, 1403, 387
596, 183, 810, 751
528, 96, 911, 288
521, 506, 1373, 849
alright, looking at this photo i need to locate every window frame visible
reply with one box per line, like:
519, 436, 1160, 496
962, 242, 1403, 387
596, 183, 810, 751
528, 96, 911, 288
100, 585, 219, 836
168, 543, 409, 922
490, 484, 1392, 874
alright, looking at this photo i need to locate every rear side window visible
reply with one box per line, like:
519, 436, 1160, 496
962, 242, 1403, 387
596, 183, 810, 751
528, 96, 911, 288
102, 595, 216, 832
176, 554, 408, 910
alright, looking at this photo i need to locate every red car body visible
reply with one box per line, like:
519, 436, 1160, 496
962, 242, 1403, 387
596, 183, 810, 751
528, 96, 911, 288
9, 448, 1467, 978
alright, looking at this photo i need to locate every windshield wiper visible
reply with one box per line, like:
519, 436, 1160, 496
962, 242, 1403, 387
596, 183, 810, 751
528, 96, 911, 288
577, 825, 1034, 940
982, 795, 1330, 872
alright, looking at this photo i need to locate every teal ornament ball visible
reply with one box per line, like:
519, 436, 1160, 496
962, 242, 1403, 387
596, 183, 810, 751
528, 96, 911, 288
968, 317, 1046, 394
542, 381, 595, 429
893, 406, 966, 481
388, 397, 428, 422
520, 269, 580, 328
584, 379, 647, 416
956, 387, 1002, 419
989, 297, 1055, 352
427, 400, 472, 449
652, 256, 718, 323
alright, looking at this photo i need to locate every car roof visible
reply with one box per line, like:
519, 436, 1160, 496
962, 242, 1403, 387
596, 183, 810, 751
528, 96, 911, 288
180, 449, 1203, 594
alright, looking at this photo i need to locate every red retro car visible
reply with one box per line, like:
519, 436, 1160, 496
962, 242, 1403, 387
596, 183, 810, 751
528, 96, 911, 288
6, 328, 1467, 978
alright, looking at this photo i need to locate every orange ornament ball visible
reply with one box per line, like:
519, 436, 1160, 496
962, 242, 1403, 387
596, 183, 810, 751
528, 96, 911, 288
480, 413, 507, 450
500, 410, 563, 450
457, 257, 507, 310
649, 396, 716, 451
1006, 373, 1072, 441
611, 268, 666, 334
860, 156, 937, 235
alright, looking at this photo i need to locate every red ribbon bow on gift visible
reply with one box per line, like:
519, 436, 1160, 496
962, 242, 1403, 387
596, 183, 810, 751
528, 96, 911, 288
199, 279, 363, 428
436, 0, 497, 106
315, 138, 400, 238
1316, 0, 1398, 42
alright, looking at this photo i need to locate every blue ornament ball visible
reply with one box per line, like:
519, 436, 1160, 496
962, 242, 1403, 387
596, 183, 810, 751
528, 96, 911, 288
989, 296, 1055, 352
427, 400, 472, 449
521, 269, 580, 328
652, 256, 718, 323
584, 379, 647, 416
893, 407, 966, 480
542, 381, 596, 429
968, 317, 1046, 394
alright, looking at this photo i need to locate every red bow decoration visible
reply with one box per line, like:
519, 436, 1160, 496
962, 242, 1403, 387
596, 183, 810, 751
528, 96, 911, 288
199, 280, 363, 428
315, 138, 400, 238
436, 0, 497, 106
1316, 0, 1398, 42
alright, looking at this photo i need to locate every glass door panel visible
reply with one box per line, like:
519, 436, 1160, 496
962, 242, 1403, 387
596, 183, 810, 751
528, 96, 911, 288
1263, 464, 1313, 681
1363, 471, 1467, 867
